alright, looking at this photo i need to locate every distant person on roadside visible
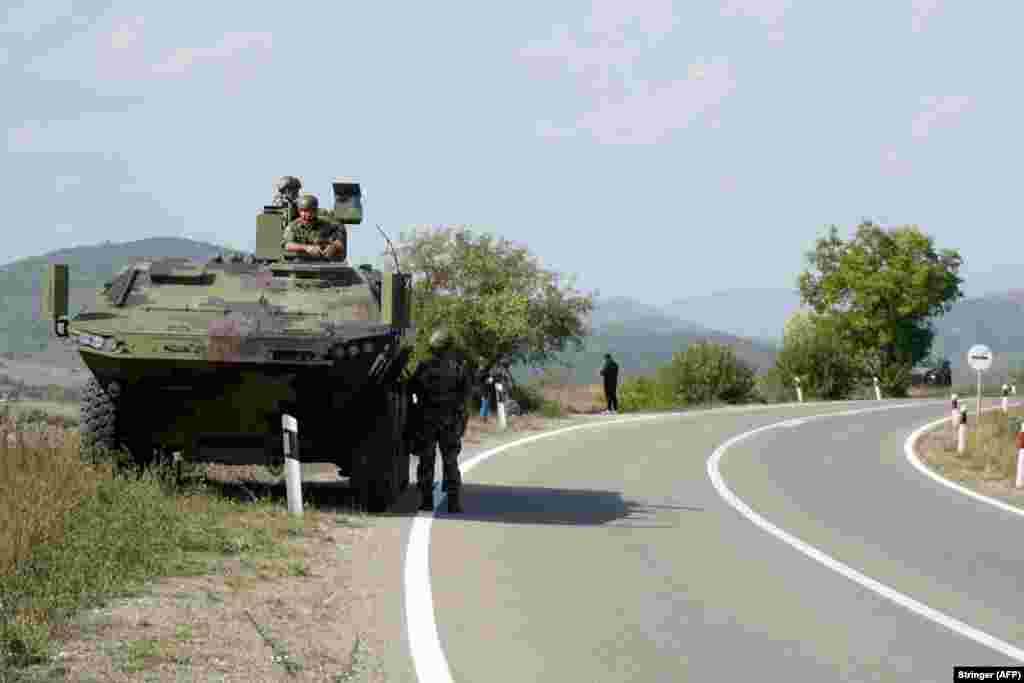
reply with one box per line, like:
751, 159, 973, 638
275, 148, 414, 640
600, 353, 619, 414
478, 367, 496, 422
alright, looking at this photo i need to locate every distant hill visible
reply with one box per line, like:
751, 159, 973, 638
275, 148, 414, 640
0, 237, 232, 354
662, 288, 804, 346
586, 296, 719, 336
930, 295, 1024, 383
510, 296, 780, 385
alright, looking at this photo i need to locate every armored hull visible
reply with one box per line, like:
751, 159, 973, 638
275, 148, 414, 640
48, 254, 414, 511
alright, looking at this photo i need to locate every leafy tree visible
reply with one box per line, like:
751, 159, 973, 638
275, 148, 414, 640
390, 226, 593, 375
774, 311, 860, 400
662, 340, 756, 405
798, 221, 963, 397
755, 366, 792, 404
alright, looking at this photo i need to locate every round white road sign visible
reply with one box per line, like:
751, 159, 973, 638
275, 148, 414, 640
967, 344, 993, 371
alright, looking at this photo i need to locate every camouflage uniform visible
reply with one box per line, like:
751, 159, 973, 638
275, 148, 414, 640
408, 344, 474, 512
281, 218, 348, 260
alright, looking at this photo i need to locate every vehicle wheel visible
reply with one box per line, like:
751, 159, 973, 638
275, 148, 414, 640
81, 378, 160, 468
81, 378, 118, 455
353, 388, 405, 512
393, 385, 410, 494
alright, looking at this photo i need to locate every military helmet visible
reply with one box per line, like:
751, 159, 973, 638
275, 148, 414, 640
275, 175, 302, 195
297, 194, 319, 211
428, 327, 451, 350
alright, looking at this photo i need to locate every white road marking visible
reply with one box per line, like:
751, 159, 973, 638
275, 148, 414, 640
708, 402, 1024, 663
904, 401, 1024, 520
405, 413, 678, 683
403, 399, 899, 682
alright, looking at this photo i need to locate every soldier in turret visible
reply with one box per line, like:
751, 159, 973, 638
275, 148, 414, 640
281, 194, 347, 261
270, 175, 303, 222
408, 328, 475, 513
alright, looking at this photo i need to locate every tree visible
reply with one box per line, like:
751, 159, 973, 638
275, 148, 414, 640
662, 340, 757, 405
391, 226, 594, 375
774, 311, 861, 400
798, 221, 963, 397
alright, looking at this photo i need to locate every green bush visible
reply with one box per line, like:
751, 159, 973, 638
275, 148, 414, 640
538, 399, 565, 418
509, 383, 545, 414
618, 375, 678, 412
661, 341, 757, 405
754, 367, 793, 404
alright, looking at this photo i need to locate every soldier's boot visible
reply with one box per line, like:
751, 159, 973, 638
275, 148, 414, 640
446, 490, 463, 514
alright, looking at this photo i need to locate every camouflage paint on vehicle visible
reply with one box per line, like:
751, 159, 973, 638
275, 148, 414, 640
44, 179, 412, 511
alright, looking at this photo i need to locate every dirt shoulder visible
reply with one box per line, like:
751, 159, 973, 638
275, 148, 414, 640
39, 411, 595, 683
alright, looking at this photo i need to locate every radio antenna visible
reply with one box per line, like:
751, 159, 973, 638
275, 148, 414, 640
376, 223, 402, 274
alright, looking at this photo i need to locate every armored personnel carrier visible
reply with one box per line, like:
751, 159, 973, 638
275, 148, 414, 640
43, 180, 414, 511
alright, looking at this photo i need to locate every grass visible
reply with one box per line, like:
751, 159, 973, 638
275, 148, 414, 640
0, 403, 78, 429
916, 404, 1024, 505
0, 409, 360, 679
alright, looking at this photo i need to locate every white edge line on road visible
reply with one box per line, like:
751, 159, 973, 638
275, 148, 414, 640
904, 402, 1024, 519
405, 410, 691, 683
404, 399, 921, 683
905, 401, 1024, 518
708, 401, 1024, 663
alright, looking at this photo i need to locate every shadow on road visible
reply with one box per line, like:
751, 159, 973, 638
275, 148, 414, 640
429, 483, 703, 528
200, 479, 703, 528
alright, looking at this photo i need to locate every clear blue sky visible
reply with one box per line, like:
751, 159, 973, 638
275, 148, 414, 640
3, 1, 1017, 305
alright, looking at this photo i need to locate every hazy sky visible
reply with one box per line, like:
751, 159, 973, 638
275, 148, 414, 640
3, 1, 1016, 305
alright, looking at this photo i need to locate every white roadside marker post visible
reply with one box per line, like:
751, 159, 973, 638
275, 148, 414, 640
1016, 424, 1024, 489
873, 376, 882, 401
281, 414, 303, 516
957, 408, 968, 456
1002, 384, 1010, 414
951, 394, 959, 440
495, 382, 507, 432
794, 377, 803, 404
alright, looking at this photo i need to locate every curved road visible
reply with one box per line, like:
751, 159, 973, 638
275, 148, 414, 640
400, 400, 1024, 681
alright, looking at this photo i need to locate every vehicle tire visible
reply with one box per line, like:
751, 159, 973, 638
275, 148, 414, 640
81, 378, 160, 468
393, 385, 410, 494
81, 378, 118, 455
353, 387, 406, 512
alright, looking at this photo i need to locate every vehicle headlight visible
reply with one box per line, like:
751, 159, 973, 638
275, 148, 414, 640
77, 334, 107, 350
347, 344, 360, 358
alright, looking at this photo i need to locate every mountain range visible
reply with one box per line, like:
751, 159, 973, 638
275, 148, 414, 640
1, 238, 1021, 386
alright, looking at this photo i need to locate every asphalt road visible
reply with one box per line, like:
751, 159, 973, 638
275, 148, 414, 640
408, 400, 1024, 682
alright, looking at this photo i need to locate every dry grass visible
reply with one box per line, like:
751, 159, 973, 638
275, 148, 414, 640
0, 419, 105, 580
916, 405, 1024, 504
535, 382, 606, 415
0, 409, 386, 681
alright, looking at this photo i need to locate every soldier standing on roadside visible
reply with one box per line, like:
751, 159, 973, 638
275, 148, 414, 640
408, 328, 475, 513
601, 352, 620, 414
